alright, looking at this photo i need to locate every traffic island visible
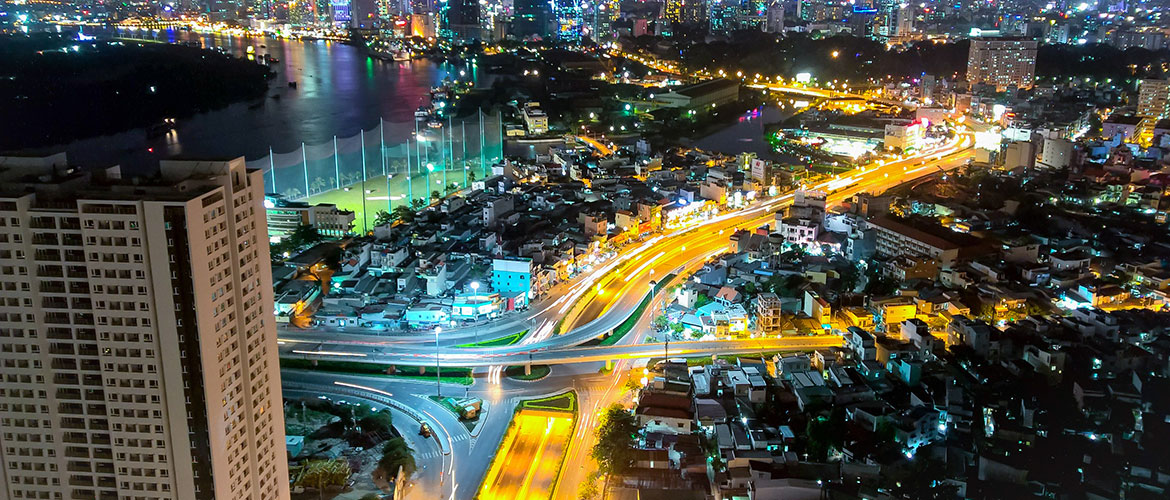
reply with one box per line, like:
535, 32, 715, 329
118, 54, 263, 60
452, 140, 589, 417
425, 395, 482, 433
505, 364, 551, 381
478, 391, 577, 500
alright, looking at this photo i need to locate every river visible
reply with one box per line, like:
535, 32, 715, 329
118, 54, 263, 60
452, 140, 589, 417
693, 104, 796, 162
47, 29, 786, 171
45, 28, 484, 171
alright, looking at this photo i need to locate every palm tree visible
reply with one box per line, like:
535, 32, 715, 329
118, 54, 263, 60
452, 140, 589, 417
390, 205, 415, 224
283, 188, 303, 200
373, 210, 394, 227
310, 177, 327, 194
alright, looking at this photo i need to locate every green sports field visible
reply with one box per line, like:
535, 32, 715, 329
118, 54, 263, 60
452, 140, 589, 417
304, 165, 481, 233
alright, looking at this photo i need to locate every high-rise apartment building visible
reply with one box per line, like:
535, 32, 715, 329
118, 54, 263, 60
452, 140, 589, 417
966, 37, 1038, 90
1137, 79, 1170, 118
0, 154, 289, 500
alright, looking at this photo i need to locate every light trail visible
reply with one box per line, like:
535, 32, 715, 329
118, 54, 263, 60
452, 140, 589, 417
332, 381, 392, 397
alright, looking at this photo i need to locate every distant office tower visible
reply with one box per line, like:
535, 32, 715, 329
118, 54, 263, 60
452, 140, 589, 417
584, 0, 619, 42
350, 0, 380, 28
1138, 79, 1170, 118
513, 0, 553, 39
966, 37, 1038, 90
208, 0, 241, 20
708, 0, 737, 35
664, 0, 682, 23
410, 0, 437, 37
764, 0, 784, 33
330, 0, 352, 24
0, 154, 289, 500
440, 0, 482, 42
552, 0, 585, 41
664, 0, 705, 25
895, 4, 913, 35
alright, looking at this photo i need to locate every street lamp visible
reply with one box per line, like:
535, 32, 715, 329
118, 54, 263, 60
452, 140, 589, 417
426, 163, 434, 200
470, 281, 480, 341
434, 326, 442, 398
385, 174, 393, 213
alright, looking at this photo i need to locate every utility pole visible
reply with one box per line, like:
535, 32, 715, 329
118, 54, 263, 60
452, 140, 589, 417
435, 326, 443, 398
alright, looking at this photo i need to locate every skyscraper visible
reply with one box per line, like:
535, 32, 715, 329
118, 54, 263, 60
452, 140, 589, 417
440, 0, 482, 42
966, 37, 1038, 90
764, 0, 784, 33
0, 154, 289, 500
513, 0, 553, 39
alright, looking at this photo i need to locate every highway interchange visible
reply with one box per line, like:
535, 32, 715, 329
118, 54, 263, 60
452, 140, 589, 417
278, 120, 977, 499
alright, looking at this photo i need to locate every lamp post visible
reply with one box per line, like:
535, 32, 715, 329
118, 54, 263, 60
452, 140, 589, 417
385, 174, 393, 214
470, 281, 480, 342
434, 326, 442, 398
426, 163, 434, 201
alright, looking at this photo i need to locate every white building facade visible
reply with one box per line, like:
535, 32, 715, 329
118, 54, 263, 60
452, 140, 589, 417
0, 154, 289, 500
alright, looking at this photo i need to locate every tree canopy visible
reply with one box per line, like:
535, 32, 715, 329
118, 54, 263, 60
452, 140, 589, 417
591, 404, 639, 476
378, 437, 416, 480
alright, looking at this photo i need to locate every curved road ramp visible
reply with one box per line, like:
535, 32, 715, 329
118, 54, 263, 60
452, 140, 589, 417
479, 394, 577, 499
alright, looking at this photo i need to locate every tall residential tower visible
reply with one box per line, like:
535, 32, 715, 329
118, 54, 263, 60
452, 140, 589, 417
0, 154, 289, 500
966, 36, 1038, 91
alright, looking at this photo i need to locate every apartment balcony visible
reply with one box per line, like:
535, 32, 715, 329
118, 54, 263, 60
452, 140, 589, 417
60, 418, 87, 430
64, 447, 90, 459
68, 475, 94, 487
66, 462, 92, 473
49, 343, 76, 355
40, 283, 67, 294
42, 298, 69, 309
44, 313, 70, 325
81, 375, 103, 387
37, 265, 64, 277
68, 282, 90, 294
32, 233, 59, 246
34, 249, 61, 261
54, 373, 80, 386
47, 328, 73, 340
29, 217, 57, 230
62, 432, 89, 444
56, 388, 83, 401
52, 358, 78, 370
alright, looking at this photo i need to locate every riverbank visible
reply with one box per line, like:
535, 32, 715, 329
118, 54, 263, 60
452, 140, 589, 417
0, 34, 271, 151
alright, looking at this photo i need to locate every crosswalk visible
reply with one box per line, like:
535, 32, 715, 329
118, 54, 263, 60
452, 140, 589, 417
415, 432, 471, 460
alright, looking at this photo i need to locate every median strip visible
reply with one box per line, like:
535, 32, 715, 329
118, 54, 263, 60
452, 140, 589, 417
280, 358, 474, 385
454, 329, 527, 348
